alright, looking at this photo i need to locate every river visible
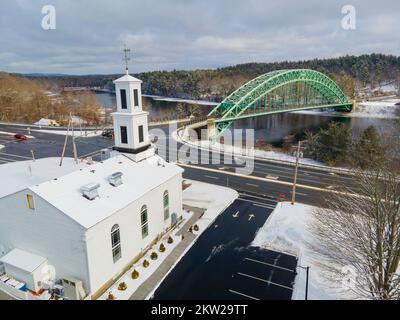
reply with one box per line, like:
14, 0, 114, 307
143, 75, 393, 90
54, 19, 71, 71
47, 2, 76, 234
95, 92, 394, 147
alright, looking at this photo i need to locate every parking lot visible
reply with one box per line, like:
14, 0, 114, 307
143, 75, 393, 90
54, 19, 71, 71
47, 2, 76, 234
151, 194, 298, 300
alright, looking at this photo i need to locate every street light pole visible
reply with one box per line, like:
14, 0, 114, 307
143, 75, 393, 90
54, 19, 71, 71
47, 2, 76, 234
291, 140, 301, 205
296, 265, 310, 300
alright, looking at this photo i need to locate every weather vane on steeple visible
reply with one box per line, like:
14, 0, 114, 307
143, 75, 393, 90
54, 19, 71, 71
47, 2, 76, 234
123, 45, 131, 74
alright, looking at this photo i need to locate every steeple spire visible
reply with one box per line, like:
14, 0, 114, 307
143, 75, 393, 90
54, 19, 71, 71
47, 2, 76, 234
123, 45, 131, 75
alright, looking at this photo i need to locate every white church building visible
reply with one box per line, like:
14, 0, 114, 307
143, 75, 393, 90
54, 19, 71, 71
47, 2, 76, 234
0, 69, 183, 299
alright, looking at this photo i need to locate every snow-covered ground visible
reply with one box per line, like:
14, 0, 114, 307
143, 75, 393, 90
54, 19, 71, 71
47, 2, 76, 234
351, 99, 400, 119
182, 179, 239, 233
99, 180, 238, 300
31, 129, 102, 138
294, 98, 400, 119
252, 202, 357, 300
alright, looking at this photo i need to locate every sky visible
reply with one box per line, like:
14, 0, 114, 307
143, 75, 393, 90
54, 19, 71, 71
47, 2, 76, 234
0, 0, 399, 75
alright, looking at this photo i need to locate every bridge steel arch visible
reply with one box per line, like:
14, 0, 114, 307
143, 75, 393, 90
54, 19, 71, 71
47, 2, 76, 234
208, 69, 353, 135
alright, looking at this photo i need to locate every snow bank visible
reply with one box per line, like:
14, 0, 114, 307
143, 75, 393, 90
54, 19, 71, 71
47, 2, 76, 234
32, 129, 102, 138
174, 127, 327, 168
252, 202, 356, 300
183, 179, 239, 232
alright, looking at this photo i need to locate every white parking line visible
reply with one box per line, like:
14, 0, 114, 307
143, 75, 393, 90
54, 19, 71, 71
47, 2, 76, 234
237, 272, 293, 291
244, 258, 294, 272
240, 193, 278, 203
228, 289, 259, 300
205, 175, 219, 180
239, 198, 276, 209
246, 183, 259, 187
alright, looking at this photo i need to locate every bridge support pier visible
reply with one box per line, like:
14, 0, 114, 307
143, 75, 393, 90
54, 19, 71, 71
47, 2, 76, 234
206, 118, 217, 141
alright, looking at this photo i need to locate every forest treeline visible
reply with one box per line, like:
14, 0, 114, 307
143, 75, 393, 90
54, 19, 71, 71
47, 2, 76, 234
26, 53, 400, 101
0, 73, 102, 125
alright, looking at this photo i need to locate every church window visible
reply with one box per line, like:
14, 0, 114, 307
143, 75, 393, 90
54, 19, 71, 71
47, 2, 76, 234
138, 125, 144, 143
120, 126, 128, 144
120, 89, 127, 109
163, 191, 169, 220
133, 89, 139, 107
111, 224, 121, 263
26, 194, 35, 210
141, 205, 148, 239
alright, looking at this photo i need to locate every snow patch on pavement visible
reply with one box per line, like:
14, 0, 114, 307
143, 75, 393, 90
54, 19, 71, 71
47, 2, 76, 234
252, 201, 357, 300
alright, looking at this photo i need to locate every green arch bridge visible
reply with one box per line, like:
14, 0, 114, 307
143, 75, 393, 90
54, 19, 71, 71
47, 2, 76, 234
207, 69, 353, 136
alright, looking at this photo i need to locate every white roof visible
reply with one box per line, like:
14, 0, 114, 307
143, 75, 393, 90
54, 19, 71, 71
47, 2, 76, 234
30, 154, 183, 229
113, 73, 142, 84
0, 248, 47, 273
0, 157, 90, 198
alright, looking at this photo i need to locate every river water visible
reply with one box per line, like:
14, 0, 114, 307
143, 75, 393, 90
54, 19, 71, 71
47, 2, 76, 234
96, 92, 393, 147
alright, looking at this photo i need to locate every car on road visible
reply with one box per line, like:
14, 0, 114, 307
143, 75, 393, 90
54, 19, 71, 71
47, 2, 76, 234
14, 134, 28, 141
102, 128, 114, 139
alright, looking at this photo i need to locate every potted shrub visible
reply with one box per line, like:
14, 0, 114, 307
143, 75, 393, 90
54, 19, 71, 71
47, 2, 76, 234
159, 243, 166, 253
167, 236, 174, 244
150, 252, 158, 260
193, 224, 199, 232
107, 292, 115, 300
131, 269, 139, 279
118, 282, 127, 291
143, 259, 150, 268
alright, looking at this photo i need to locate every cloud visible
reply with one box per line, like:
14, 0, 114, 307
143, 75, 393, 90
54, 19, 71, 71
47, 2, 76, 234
0, 0, 399, 74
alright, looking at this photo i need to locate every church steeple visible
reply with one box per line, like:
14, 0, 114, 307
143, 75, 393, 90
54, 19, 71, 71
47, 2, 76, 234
112, 48, 154, 162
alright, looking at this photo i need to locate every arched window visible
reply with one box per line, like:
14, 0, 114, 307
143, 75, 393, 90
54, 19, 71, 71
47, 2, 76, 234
163, 191, 169, 220
141, 205, 148, 239
111, 224, 121, 263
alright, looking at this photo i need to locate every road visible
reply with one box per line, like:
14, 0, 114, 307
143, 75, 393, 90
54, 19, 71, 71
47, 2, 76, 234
0, 122, 353, 206
152, 194, 297, 300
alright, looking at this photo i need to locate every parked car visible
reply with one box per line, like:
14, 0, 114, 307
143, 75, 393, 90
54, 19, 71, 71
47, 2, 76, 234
102, 128, 114, 139
14, 134, 28, 141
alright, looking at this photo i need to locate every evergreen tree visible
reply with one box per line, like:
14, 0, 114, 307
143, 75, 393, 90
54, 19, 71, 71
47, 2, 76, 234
314, 122, 351, 166
351, 126, 387, 169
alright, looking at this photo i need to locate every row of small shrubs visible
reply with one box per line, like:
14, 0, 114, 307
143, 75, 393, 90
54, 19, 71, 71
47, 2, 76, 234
107, 236, 176, 299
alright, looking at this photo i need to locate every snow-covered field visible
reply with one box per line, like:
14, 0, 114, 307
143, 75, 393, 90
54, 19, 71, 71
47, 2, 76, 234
252, 202, 357, 300
32, 129, 102, 138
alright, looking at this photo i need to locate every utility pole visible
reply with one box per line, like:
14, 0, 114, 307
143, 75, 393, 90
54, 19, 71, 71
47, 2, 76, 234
71, 114, 78, 164
59, 119, 71, 167
291, 140, 301, 205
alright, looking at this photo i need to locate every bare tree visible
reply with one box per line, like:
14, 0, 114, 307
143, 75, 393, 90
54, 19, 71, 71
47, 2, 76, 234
312, 166, 400, 299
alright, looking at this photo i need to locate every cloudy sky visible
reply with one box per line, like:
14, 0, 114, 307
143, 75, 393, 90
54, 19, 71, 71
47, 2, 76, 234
0, 0, 399, 74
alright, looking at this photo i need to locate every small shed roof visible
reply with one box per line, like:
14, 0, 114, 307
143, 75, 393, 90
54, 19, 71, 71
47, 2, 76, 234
0, 248, 47, 273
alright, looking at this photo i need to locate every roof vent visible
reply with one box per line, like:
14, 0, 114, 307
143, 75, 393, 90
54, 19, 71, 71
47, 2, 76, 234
80, 183, 100, 200
109, 172, 123, 187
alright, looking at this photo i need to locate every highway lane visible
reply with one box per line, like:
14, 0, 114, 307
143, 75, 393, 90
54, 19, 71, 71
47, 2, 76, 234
0, 122, 349, 205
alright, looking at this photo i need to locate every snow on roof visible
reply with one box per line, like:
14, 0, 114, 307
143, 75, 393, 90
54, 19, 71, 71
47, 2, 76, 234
0, 157, 89, 198
0, 248, 47, 273
113, 73, 142, 84
30, 154, 183, 229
